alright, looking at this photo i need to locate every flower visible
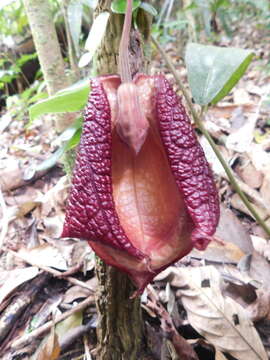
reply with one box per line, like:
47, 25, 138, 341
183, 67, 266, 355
62, 73, 220, 293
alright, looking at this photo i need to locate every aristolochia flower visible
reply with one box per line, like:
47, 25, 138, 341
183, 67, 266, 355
62, 74, 220, 292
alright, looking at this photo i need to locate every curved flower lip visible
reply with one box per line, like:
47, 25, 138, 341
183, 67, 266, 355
61, 73, 220, 291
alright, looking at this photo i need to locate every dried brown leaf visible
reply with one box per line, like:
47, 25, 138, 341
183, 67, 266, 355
260, 174, 270, 208
231, 193, 268, 220
251, 235, 270, 261
246, 288, 270, 322
36, 325, 61, 360
239, 161, 263, 189
215, 350, 228, 360
191, 205, 253, 263
63, 278, 97, 303
178, 266, 268, 360
0, 267, 39, 305
18, 244, 68, 271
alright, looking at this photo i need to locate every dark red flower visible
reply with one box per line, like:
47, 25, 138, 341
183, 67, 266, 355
62, 73, 220, 292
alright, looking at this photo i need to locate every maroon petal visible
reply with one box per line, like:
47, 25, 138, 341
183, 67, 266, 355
61, 78, 145, 260
155, 75, 220, 250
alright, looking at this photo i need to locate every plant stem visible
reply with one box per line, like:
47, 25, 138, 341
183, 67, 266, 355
151, 35, 270, 238
119, 0, 133, 82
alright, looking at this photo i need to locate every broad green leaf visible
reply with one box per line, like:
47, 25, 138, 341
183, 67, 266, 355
111, 0, 141, 13
185, 43, 254, 105
35, 147, 66, 172
67, 0, 83, 56
17, 53, 38, 67
82, 11, 110, 67
78, 52, 92, 68
29, 79, 89, 123
35, 124, 82, 172
66, 128, 82, 150
27, 92, 48, 105
59, 117, 82, 142
139, 2, 157, 16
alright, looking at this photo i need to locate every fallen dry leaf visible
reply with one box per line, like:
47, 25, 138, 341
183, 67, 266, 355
248, 143, 270, 176
226, 103, 262, 153
36, 324, 61, 360
0, 159, 24, 191
249, 251, 270, 287
231, 193, 268, 220
191, 205, 253, 263
233, 88, 251, 104
246, 288, 270, 322
251, 235, 270, 262
178, 266, 268, 360
260, 174, 270, 208
238, 160, 263, 189
215, 350, 228, 360
63, 278, 97, 304
18, 244, 68, 271
0, 267, 39, 305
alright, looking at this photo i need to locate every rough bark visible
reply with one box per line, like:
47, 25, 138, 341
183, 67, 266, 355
94, 2, 151, 359
23, 0, 74, 131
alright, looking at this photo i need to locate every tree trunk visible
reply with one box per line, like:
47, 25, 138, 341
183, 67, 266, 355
94, 2, 151, 359
23, 0, 74, 131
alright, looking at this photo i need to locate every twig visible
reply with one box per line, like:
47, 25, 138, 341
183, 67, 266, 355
0, 187, 8, 248
10, 296, 94, 351
7, 249, 94, 292
147, 285, 198, 360
151, 35, 270, 238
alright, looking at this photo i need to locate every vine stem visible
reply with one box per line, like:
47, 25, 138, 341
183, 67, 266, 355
119, 0, 133, 82
151, 35, 270, 238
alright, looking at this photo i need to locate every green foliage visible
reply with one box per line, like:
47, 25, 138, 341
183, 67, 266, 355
111, 0, 141, 13
28, 79, 89, 125
139, 2, 157, 17
35, 118, 82, 172
0, 0, 28, 36
0, 53, 38, 92
4, 81, 47, 122
182, 0, 269, 39
185, 43, 254, 105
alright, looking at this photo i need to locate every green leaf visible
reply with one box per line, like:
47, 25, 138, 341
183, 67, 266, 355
59, 116, 82, 142
17, 53, 38, 68
111, 0, 141, 13
82, 11, 110, 67
185, 43, 254, 105
28, 79, 89, 124
35, 146, 66, 172
66, 128, 82, 150
35, 122, 82, 172
139, 2, 157, 16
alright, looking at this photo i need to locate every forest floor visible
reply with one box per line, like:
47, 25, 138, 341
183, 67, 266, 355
0, 15, 270, 360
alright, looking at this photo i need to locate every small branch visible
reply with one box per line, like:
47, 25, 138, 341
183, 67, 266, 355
151, 36, 270, 238
147, 285, 199, 360
0, 187, 8, 248
7, 249, 94, 292
119, 0, 133, 82
10, 296, 94, 351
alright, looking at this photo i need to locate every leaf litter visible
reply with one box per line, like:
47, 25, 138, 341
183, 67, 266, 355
0, 10, 270, 360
